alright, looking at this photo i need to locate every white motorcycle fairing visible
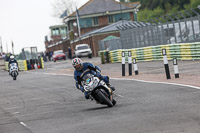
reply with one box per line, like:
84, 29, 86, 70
9, 63, 18, 80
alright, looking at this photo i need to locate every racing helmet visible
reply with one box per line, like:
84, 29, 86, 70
10, 55, 15, 60
72, 58, 83, 71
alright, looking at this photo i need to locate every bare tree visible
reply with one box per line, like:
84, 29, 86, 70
51, 0, 76, 18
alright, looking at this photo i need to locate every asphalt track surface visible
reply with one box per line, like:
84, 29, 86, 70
0, 61, 200, 133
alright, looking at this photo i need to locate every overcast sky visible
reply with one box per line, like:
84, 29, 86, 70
0, 0, 88, 54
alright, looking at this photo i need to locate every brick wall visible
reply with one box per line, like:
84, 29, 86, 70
130, 12, 134, 21
47, 40, 70, 53
70, 32, 120, 57
99, 16, 109, 26
70, 15, 110, 36
51, 35, 62, 41
47, 32, 120, 57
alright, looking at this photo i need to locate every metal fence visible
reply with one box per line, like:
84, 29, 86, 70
99, 38, 122, 51
22, 47, 38, 60
121, 16, 200, 49
99, 8, 200, 51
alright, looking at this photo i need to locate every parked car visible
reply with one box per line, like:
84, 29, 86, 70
74, 44, 92, 58
52, 50, 66, 62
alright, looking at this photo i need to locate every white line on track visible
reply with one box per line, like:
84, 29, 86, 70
11, 112, 20, 115
27, 71, 200, 90
111, 77, 200, 90
20, 122, 30, 129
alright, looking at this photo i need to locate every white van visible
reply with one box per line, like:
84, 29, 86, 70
74, 44, 92, 58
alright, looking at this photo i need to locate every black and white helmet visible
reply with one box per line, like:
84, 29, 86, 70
72, 58, 83, 71
10, 55, 15, 60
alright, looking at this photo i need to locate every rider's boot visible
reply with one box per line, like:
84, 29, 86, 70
84, 91, 90, 99
107, 83, 115, 91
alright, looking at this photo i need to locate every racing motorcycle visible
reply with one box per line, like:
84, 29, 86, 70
9, 63, 18, 80
80, 70, 116, 107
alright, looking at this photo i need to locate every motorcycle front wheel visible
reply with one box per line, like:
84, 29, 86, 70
96, 89, 113, 107
12, 72, 17, 80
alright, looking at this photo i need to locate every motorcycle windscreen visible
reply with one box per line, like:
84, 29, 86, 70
10, 63, 17, 67
81, 74, 93, 86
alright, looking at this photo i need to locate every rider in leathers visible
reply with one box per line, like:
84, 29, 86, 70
72, 58, 114, 99
8, 55, 18, 75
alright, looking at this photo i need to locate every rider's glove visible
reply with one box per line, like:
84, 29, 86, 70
76, 82, 84, 92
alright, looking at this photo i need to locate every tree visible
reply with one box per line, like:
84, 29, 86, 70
168, 5, 179, 15
51, 0, 76, 18
164, 2, 172, 14
184, 0, 200, 10
137, 7, 164, 22
177, 0, 190, 9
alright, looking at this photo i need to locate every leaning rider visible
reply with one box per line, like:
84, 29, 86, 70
72, 58, 115, 99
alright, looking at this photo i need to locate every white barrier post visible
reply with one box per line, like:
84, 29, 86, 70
122, 51, 125, 76
173, 58, 179, 78
128, 51, 132, 76
162, 49, 171, 79
133, 58, 138, 75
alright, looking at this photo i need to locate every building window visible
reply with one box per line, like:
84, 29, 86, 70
108, 15, 114, 23
69, 22, 73, 31
108, 13, 131, 23
52, 28, 59, 35
60, 27, 67, 35
93, 17, 99, 26
114, 13, 131, 22
80, 18, 92, 28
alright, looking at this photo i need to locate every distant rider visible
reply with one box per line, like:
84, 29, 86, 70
72, 58, 115, 99
8, 55, 18, 74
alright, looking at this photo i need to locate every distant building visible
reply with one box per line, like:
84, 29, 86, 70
64, 0, 140, 39
44, 24, 70, 53
45, 0, 141, 56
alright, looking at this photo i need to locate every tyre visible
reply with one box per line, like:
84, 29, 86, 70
96, 89, 113, 107
13, 76, 16, 80
112, 99, 116, 106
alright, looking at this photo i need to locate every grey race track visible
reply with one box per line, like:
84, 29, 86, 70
0, 66, 200, 133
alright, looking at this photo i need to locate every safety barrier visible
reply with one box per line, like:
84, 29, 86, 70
5, 60, 28, 71
100, 42, 200, 63
4, 58, 44, 71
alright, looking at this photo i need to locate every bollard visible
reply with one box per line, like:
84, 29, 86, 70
101, 52, 105, 64
173, 58, 179, 78
122, 51, 125, 76
162, 49, 171, 79
128, 51, 132, 76
133, 58, 139, 75
105, 51, 110, 63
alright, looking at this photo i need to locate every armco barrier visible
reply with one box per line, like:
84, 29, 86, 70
5, 60, 28, 71
4, 58, 44, 71
100, 42, 200, 63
